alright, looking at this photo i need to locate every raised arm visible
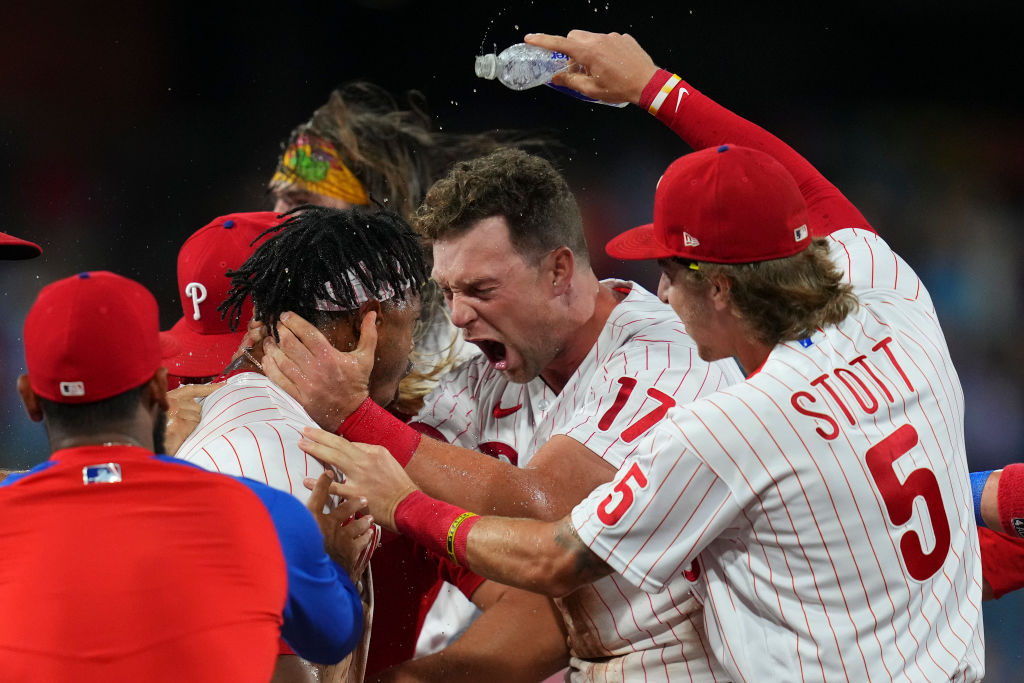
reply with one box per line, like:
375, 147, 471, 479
262, 312, 616, 520
526, 30, 872, 236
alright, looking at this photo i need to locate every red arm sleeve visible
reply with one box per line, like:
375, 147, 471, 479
639, 69, 874, 237
978, 526, 1024, 599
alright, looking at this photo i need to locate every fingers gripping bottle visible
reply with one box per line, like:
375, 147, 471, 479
475, 43, 627, 107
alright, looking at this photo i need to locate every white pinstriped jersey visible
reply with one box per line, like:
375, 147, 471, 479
414, 280, 745, 681
573, 230, 984, 682
175, 372, 330, 502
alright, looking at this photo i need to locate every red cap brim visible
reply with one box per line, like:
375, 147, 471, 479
605, 224, 678, 261
160, 316, 247, 378
0, 232, 42, 260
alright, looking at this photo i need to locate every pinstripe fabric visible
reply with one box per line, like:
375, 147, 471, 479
414, 280, 744, 681
176, 373, 332, 502
573, 230, 984, 681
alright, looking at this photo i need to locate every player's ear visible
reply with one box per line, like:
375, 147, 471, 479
17, 375, 44, 422
145, 367, 170, 412
708, 274, 732, 311
353, 299, 384, 341
547, 246, 575, 295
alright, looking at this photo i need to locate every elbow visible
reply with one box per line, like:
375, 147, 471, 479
293, 610, 364, 665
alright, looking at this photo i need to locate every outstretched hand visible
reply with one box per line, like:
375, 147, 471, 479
306, 469, 380, 582
300, 427, 418, 533
261, 311, 377, 433
525, 30, 658, 106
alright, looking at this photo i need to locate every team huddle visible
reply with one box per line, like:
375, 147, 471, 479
0, 29, 1003, 682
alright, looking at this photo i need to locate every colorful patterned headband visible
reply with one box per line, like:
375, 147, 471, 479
270, 133, 369, 206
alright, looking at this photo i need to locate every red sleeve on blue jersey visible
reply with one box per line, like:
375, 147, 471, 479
640, 69, 874, 238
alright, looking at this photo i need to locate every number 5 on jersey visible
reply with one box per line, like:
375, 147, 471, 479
598, 462, 649, 525
865, 424, 952, 582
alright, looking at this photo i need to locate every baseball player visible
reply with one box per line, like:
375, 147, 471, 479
1, 271, 362, 682
295, 30, 984, 682
260, 148, 745, 678
1, 228, 42, 483
174, 206, 567, 682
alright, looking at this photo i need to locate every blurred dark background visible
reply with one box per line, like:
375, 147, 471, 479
2, 1, 1022, 676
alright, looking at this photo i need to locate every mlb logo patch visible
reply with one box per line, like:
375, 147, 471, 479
83, 463, 122, 485
1012, 517, 1024, 539
60, 381, 85, 397
794, 224, 808, 242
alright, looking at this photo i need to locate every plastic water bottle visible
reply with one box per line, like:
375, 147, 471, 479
475, 43, 628, 108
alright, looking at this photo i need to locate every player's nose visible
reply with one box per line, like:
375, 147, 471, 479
448, 294, 477, 328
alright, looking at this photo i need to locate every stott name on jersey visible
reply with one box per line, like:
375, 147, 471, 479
790, 335, 912, 440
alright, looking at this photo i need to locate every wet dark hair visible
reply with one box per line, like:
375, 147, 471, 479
220, 205, 429, 340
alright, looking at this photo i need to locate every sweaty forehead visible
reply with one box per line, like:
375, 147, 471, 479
431, 217, 526, 286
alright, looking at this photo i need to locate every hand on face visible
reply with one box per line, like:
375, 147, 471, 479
164, 382, 224, 455
300, 427, 418, 533
524, 30, 658, 106
261, 311, 376, 432
305, 469, 380, 582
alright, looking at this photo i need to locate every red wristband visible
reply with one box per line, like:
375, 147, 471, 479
393, 490, 480, 566
998, 463, 1024, 538
337, 397, 422, 467
638, 69, 686, 116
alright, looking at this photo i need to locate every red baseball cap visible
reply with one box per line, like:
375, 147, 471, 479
161, 212, 282, 378
0, 230, 42, 260
24, 271, 174, 403
606, 145, 810, 264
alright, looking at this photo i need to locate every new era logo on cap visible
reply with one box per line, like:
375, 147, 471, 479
683, 232, 700, 247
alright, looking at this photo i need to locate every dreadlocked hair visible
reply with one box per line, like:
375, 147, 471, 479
219, 205, 429, 340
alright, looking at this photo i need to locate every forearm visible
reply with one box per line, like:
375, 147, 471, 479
975, 464, 1024, 537
408, 437, 564, 519
340, 398, 593, 519
394, 492, 609, 598
641, 69, 871, 235
370, 586, 567, 683
464, 516, 603, 596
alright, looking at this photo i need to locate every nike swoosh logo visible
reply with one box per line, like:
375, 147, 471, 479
492, 402, 523, 419
675, 87, 689, 114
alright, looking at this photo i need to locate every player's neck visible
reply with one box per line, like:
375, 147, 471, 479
540, 281, 622, 393
221, 346, 266, 377
47, 424, 152, 454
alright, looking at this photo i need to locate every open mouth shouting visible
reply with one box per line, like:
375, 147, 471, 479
471, 338, 510, 372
